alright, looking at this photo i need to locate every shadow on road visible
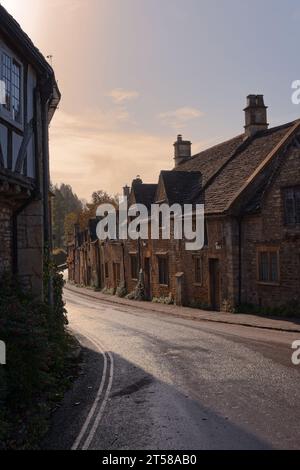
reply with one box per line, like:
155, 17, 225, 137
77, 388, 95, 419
42, 337, 271, 450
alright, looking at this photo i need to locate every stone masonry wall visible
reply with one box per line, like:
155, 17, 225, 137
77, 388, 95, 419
17, 199, 44, 296
0, 204, 13, 276
241, 146, 300, 308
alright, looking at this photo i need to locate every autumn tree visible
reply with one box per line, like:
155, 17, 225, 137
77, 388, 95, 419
52, 183, 82, 249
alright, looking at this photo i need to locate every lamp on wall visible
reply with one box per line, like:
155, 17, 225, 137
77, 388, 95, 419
215, 241, 222, 251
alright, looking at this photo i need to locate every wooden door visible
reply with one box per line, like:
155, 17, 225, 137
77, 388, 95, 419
209, 258, 221, 310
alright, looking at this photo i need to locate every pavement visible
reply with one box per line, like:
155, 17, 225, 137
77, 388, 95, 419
42, 285, 300, 450
65, 282, 300, 333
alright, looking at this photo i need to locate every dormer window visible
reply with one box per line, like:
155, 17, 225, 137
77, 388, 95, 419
1, 51, 22, 124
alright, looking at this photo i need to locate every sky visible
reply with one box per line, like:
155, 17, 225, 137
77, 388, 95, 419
2, 0, 300, 200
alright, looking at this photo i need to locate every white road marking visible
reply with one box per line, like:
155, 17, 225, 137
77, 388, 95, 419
71, 328, 114, 450
82, 346, 114, 450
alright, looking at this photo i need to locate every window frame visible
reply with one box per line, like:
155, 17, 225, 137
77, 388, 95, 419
0, 46, 23, 128
256, 246, 280, 286
130, 254, 139, 280
193, 255, 203, 286
283, 185, 300, 227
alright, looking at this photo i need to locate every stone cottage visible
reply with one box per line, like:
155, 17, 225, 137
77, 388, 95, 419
68, 95, 300, 311
0, 5, 60, 297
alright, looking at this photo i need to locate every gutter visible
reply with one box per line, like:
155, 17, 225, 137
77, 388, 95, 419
42, 94, 53, 305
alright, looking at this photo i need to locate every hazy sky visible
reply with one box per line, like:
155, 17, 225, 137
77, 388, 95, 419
2, 0, 300, 199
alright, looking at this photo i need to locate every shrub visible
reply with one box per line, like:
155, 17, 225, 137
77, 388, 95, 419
152, 294, 174, 305
115, 282, 127, 298
0, 268, 71, 449
101, 287, 115, 296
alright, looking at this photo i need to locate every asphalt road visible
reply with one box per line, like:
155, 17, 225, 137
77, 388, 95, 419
43, 288, 300, 450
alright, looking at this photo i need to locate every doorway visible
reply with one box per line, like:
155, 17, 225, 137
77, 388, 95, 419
144, 257, 151, 300
209, 258, 221, 310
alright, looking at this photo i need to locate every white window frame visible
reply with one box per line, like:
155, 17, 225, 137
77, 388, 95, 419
0, 45, 23, 130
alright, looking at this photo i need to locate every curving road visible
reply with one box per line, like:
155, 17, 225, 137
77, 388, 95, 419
44, 287, 300, 450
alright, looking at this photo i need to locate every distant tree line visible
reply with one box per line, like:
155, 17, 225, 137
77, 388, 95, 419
51, 183, 117, 251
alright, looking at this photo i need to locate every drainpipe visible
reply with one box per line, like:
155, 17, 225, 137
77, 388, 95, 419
42, 94, 53, 305
238, 216, 243, 306
122, 241, 127, 289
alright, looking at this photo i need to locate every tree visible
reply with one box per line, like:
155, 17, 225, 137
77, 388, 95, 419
52, 184, 82, 249
64, 212, 80, 245
78, 190, 118, 230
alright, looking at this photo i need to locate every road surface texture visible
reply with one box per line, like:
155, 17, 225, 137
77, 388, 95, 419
43, 287, 300, 450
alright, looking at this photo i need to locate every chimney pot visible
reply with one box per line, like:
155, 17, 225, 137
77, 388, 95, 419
174, 135, 192, 167
244, 94, 269, 137
123, 185, 130, 197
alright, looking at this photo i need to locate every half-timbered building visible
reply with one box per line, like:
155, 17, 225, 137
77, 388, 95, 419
0, 5, 60, 296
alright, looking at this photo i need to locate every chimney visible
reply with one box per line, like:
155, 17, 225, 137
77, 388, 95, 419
174, 135, 192, 167
132, 175, 143, 189
123, 185, 130, 198
244, 95, 268, 137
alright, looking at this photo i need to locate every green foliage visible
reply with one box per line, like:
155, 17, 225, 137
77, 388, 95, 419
152, 294, 174, 305
101, 287, 116, 296
0, 268, 71, 449
115, 282, 127, 298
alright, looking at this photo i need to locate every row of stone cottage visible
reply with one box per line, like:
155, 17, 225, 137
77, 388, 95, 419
67, 95, 300, 311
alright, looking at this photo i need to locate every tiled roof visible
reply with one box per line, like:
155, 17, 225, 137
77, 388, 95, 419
133, 184, 158, 209
160, 171, 202, 205
176, 135, 244, 185
174, 121, 300, 214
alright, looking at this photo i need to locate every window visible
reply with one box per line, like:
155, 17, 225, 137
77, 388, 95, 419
130, 255, 138, 280
257, 249, 279, 284
105, 262, 109, 278
194, 256, 203, 284
158, 256, 169, 285
1, 52, 22, 123
284, 187, 300, 226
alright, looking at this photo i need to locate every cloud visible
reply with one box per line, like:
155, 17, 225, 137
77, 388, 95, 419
49, 109, 173, 200
158, 106, 204, 129
107, 88, 140, 104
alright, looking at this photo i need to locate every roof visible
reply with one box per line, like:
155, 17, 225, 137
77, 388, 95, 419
159, 170, 202, 205
0, 5, 61, 120
132, 183, 158, 209
174, 120, 300, 214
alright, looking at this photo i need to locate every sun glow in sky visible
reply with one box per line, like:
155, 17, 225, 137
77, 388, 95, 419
2, 0, 300, 199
